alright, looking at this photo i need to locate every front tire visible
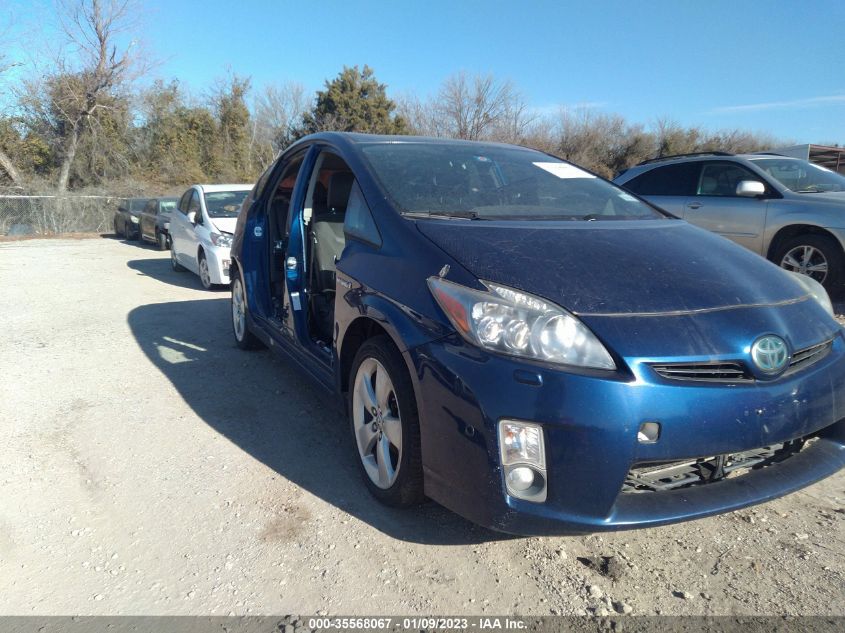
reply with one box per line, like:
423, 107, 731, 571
231, 274, 261, 350
155, 230, 167, 251
170, 244, 186, 272
773, 233, 843, 290
349, 336, 424, 507
198, 250, 213, 290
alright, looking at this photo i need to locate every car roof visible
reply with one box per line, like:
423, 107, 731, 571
291, 131, 546, 152
196, 184, 253, 193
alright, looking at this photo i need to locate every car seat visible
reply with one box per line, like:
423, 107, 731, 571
311, 172, 352, 293
309, 172, 353, 343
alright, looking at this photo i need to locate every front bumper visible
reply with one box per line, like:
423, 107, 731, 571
204, 245, 232, 284
410, 331, 845, 535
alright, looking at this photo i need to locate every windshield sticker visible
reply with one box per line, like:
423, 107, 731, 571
533, 162, 596, 179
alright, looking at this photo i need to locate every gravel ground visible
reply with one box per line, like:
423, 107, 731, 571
0, 237, 843, 616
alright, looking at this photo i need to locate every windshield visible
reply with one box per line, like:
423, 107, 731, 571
360, 143, 665, 220
749, 158, 845, 193
203, 191, 249, 218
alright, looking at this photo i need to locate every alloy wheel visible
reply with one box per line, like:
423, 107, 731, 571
232, 278, 246, 341
780, 245, 829, 284
352, 358, 402, 489
199, 256, 212, 289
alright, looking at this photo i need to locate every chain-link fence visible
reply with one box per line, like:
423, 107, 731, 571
0, 195, 125, 236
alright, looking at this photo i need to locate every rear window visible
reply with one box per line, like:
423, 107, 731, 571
360, 143, 663, 221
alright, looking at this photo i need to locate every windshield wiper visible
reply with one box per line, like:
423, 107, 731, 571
402, 211, 488, 220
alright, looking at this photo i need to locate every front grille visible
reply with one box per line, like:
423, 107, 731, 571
650, 338, 834, 384
651, 362, 751, 382
785, 340, 833, 375
622, 437, 814, 493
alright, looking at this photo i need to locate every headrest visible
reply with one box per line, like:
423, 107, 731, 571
328, 172, 354, 212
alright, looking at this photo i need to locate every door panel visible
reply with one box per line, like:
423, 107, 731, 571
685, 198, 768, 253
183, 190, 202, 272
685, 162, 769, 254
642, 195, 690, 217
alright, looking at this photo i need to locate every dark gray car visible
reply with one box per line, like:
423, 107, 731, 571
615, 153, 845, 290
113, 198, 151, 240
138, 197, 178, 250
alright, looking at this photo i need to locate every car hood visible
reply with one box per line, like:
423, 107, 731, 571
416, 219, 807, 317
209, 217, 237, 234
794, 191, 845, 204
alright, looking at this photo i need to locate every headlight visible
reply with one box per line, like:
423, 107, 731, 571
210, 233, 233, 248
428, 277, 615, 369
163, 222, 170, 230
788, 271, 834, 317
130, 216, 139, 223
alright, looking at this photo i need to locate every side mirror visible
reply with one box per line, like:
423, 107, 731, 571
187, 211, 197, 224
736, 180, 766, 198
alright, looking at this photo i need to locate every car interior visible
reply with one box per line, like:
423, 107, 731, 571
302, 152, 354, 347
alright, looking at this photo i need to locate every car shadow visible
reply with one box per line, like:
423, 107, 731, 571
127, 258, 227, 292
128, 297, 507, 545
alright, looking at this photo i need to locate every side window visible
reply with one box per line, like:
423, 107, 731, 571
344, 182, 381, 247
178, 190, 191, 214
143, 200, 155, 215
253, 162, 275, 201
624, 163, 700, 196
696, 162, 762, 197
188, 190, 201, 213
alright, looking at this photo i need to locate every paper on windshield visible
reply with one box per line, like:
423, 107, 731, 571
533, 162, 596, 179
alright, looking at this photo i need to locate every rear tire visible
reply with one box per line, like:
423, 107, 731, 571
348, 335, 424, 507
155, 230, 167, 251
772, 233, 843, 291
231, 274, 261, 350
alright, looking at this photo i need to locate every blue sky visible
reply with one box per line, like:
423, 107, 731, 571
6, 0, 845, 143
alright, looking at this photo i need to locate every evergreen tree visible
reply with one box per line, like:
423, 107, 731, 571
301, 65, 406, 136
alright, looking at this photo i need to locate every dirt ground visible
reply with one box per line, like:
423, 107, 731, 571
0, 237, 843, 616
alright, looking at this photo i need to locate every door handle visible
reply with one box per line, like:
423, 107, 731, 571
687, 202, 702, 210
286, 256, 298, 270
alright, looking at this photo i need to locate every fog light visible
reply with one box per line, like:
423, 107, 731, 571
638, 421, 660, 443
507, 466, 535, 491
499, 420, 548, 503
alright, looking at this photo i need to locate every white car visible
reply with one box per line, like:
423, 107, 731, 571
169, 184, 252, 289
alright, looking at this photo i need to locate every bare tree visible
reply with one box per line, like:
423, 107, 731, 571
0, 14, 25, 187
253, 81, 308, 155
399, 72, 534, 143
0, 145, 24, 187
436, 72, 521, 140
395, 92, 443, 137
45, 0, 146, 191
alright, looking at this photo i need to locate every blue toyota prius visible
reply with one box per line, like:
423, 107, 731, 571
229, 132, 845, 535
